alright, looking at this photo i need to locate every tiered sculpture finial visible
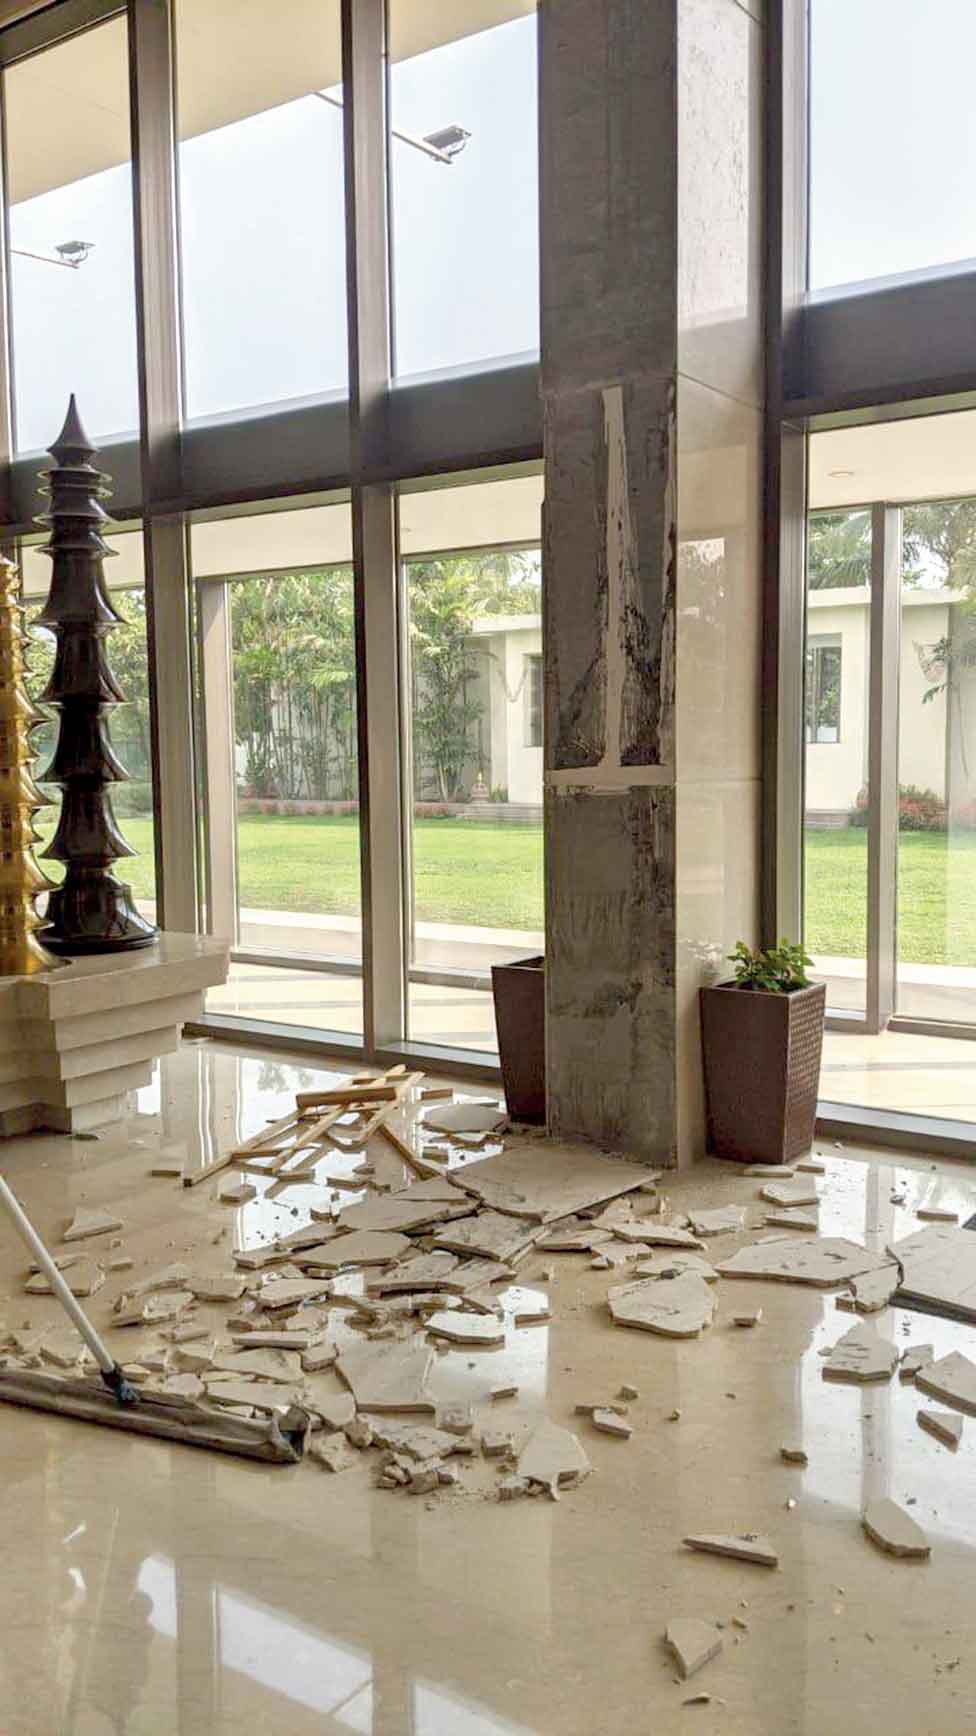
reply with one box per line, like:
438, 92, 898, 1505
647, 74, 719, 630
0, 554, 58, 975
35, 396, 156, 953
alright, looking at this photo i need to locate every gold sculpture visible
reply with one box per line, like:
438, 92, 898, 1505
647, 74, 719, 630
0, 554, 57, 975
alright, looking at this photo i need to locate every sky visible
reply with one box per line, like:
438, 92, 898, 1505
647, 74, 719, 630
810, 0, 976, 290
7, 14, 539, 454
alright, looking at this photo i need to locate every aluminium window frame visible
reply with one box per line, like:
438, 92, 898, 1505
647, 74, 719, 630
770, 0, 976, 1152
0, 0, 542, 1084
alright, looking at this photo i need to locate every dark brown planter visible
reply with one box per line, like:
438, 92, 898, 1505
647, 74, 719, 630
700, 979, 826, 1165
491, 955, 545, 1123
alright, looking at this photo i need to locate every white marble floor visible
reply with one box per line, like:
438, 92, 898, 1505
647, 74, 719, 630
1, 1043, 976, 1732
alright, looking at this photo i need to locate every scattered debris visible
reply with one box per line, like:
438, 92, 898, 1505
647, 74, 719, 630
666, 1619, 723, 1682
795, 1160, 826, 1175
822, 1323, 899, 1384
591, 1408, 632, 1439
514, 1296, 551, 1327
899, 1343, 935, 1382
916, 1206, 959, 1224
309, 1433, 359, 1473
219, 1181, 257, 1205
619, 1383, 640, 1401
683, 1533, 778, 1568
482, 1426, 515, 1458
916, 1350, 976, 1415
732, 1309, 762, 1328
62, 1207, 124, 1243
608, 1273, 716, 1338
26, 1260, 103, 1298
516, 1420, 590, 1498
917, 1408, 964, 1449
862, 1498, 931, 1560
421, 1102, 507, 1136
780, 1446, 807, 1466
490, 1383, 519, 1401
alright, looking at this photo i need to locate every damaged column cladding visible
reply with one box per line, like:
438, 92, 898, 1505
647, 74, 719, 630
540, 0, 763, 1163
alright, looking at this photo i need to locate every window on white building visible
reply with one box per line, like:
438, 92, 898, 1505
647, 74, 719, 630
806, 637, 841, 743
524, 653, 543, 748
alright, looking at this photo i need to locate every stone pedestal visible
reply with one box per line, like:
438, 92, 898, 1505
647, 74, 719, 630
0, 932, 228, 1134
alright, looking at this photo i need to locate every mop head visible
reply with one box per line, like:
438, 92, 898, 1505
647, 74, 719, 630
0, 1367, 309, 1463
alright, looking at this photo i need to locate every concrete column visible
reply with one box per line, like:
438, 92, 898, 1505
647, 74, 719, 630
541, 0, 764, 1163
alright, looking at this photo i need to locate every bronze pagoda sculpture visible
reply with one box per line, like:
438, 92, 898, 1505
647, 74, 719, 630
35, 396, 156, 953
0, 553, 58, 975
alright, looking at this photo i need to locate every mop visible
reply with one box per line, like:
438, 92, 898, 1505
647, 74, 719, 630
0, 1175, 309, 1463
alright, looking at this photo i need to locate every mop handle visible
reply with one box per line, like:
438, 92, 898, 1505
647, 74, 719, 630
0, 1175, 116, 1376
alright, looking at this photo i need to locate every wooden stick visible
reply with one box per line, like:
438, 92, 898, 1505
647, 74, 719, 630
329, 1072, 425, 1151
295, 1083, 397, 1109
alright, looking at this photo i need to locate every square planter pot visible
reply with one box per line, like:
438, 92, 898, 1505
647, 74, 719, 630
700, 979, 826, 1165
491, 955, 545, 1123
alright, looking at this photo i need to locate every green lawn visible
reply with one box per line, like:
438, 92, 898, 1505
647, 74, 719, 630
34, 808, 973, 963
36, 812, 545, 933
805, 828, 976, 966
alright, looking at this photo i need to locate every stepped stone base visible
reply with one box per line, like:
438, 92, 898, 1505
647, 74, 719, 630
0, 933, 228, 1134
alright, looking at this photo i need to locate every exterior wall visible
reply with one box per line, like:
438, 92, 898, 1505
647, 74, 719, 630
500, 625, 542, 803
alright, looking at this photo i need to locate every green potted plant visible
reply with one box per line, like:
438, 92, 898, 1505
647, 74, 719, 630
699, 940, 825, 1165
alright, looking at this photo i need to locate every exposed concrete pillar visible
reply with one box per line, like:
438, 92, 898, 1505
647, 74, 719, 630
541, 0, 764, 1164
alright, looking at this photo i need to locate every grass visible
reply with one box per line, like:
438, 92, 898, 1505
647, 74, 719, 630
805, 828, 976, 966
35, 811, 546, 933
34, 808, 975, 965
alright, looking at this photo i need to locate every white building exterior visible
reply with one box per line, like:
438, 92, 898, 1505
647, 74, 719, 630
468, 614, 543, 805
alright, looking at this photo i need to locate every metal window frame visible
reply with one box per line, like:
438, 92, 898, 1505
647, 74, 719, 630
0, 0, 543, 1079
769, 0, 976, 1155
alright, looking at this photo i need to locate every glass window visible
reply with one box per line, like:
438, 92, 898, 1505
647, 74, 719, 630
399, 468, 543, 1052
810, 0, 976, 290
524, 653, 543, 748
175, 1, 347, 421
389, 4, 539, 378
21, 527, 156, 919
5, 19, 139, 452
803, 508, 871, 1015
805, 638, 842, 744
190, 501, 362, 1039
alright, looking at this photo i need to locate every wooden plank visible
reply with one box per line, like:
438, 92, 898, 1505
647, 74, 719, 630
295, 1083, 398, 1109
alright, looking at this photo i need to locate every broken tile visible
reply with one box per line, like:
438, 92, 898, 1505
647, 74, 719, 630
107, 1256, 134, 1274
899, 1343, 935, 1382
370, 1421, 459, 1460
591, 1408, 632, 1439
206, 1378, 303, 1412
489, 1383, 518, 1401
308, 1392, 357, 1432
916, 1350, 976, 1415
513, 1294, 550, 1327
482, 1426, 514, 1457
733, 1309, 763, 1328
498, 1476, 530, 1501
309, 1433, 358, 1473
632, 1253, 718, 1283
337, 1340, 435, 1413
257, 1278, 333, 1311
862, 1498, 930, 1560
517, 1420, 590, 1496
780, 1446, 807, 1465
686, 1206, 745, 1238
432, 1211, 542, 1266
122, 1263, 191, 1300
38, 1328, 84, 1369
666, 1619, 723, 1682
536, 1220, 613, 1253
172, 1339, 218, 1373
427, 1310, 505, 1348
743, 1165, 797, 1178
301, 1342, 337, 1374
608, 1273, 716, 1338
916, 1206, 959, 1223
422, 1102, 507, 1136
338, 1193, 468, 1236
217, 1346, 302, 1382
795, 1160, 826, 1175
230, 1330, 312, 1351
63, 1207, 124, 1243
822, 1323, 899, 1384
444, 1145, 656, 1223
149, 1159, 185, 1178
763, 1210, 819, 1232
843, 1265, 900, 1314
918, 1407, 964, 1449
186, 1273, 247, 1303
630, 1224, 706, 1251
760, 1181, 821, 1209
889, 1225, 976, 1322
683, 1533, 778, 1568
25, 1260, 104, 1298
367, 1252, 459, 1294
619, 1383, 639, 1401
153, 1372, 205, 1402
300, 1230, 413, 1271
717, 1237, 894, 1289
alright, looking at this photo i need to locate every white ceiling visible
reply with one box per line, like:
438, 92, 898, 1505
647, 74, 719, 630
811, 409, 976, 510
5, 1, 535, 203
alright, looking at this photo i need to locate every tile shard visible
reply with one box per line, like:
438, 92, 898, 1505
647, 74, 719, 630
686, 1207, 745, 1238
862, 1498, 930, 1560
443, 1145, 656, 1223
716, 1236, 894, 1289
337, 1340, 435, 1413
760, 1181, 820, 1208
889, 1224, 976, 1323
822, 1323, 899, 1384
63, 1207, 124, 1243
917, 1407, 964, 1449
683, 1533, 779, 1568
915, 1350, 976, 1415
426, 1310, 506, 1348
431, 1211, 542, 1265
608, 1273, 716, 1338
899, 1343, 935, 1382
666, 1618, 723, 1682
516, 1420, 591, 1497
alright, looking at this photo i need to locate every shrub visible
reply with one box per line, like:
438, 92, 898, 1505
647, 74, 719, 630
850, 784, 948, 832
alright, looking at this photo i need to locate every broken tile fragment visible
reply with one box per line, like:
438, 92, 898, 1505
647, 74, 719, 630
743, 1164, 797, 1178
717, 1237, 892, 1288
899, 1344, 935, 1382
482, 1427, 515, 1458
591, 1408, 632, 1439
517, 1420, 590, 1497
63, 1207, 124, 1243
309, 1433, 359, 1473
763, 1210, 818, 1232
780, 1446, 807, 1465
686, 1206, 745, 1238
219, 1181, 257, 1204
426, 1310, 505, 1348
186, 1273, 247, 1302
683, 1533, 778, 1568
795, 1159, 826, 1175
26, 1260, 104, 1298
917, 1407, 964, 1449
760, 1181, 820, 1209
666, 1618, 723, 1682
337, 1340, 435, 1413
608, 1273, 716, 1338
916, 1350, 976, 1416
916, 1206, 959, 1223
733, 1309, 762, 1328
862, 1498, 930, 1560
822, 1323, 899, 1384
633, 1252, 718, 1283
